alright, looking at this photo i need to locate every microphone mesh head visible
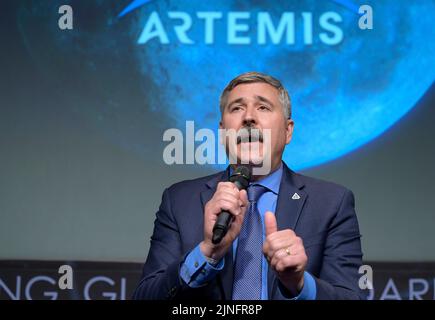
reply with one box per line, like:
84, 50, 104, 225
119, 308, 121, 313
230, 166, 251, 190
235, 166, 251, 180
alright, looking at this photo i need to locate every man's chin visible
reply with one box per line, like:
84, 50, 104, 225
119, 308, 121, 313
235, 156, 265, 166
239, 143, 263, 162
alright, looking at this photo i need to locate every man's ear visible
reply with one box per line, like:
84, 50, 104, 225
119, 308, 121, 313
286, 119, 294, 145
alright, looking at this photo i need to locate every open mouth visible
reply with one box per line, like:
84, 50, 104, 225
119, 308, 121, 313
237, 129, 264, 144
237, 135, 263, 144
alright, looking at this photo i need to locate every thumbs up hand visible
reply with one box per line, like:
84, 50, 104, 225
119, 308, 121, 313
263, 211, 308, 297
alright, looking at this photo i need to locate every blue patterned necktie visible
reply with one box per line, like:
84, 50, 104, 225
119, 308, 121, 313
232, 184, 267, 300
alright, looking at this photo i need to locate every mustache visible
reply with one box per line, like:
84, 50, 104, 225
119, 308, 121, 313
236, 127, 264, 144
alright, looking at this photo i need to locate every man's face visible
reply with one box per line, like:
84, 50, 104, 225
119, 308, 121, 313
220, 82, 294, 173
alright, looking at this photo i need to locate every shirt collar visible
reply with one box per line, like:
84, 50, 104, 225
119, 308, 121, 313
229, 162, 283, 195
252, 162, 283, 195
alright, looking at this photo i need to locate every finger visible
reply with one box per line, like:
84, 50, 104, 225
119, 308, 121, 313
279, 254, 307, 273
270, 251, 299, 272
275, 256, 298, 273
271, 243, 306, 269
217, 182, 241, 194
218, 186, 245, 202
264, 211, 278, 236
270, 248, 287, 267
219, 190, 249, 212
215, 199, 241, 216
263, 242, 269, 257
270, 252, 281, 270
217, 191, 240, 204
217, 181, 237, 189
265, 237, 294, 257
228, 207, 248, 238
239, 189, 248, 207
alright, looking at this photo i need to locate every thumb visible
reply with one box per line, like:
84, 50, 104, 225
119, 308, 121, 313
264, 211, 277, 236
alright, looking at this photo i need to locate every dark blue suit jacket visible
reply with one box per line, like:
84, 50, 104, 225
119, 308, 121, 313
133, 163, 365, 300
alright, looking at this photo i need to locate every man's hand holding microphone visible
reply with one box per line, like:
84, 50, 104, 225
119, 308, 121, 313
200, 181, 248, 262
200, 166, 308, 297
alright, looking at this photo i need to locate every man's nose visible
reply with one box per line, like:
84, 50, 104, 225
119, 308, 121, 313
242, 106, 257, 126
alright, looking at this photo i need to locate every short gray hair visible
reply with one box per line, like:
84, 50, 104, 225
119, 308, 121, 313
219, 71, 291, 119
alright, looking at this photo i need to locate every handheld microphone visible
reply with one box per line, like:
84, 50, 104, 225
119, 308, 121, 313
212, 166, 251, 244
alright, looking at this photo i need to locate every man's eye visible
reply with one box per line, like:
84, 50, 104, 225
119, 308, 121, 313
231, 106, 241, 111
259, 105, 270, 110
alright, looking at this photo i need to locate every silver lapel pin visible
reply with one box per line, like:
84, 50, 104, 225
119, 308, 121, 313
291, 192, 301, 200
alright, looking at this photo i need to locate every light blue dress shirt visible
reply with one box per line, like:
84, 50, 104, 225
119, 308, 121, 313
180, 164, 316, 300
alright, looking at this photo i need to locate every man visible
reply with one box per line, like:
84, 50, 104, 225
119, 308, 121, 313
133, 72, 365, 300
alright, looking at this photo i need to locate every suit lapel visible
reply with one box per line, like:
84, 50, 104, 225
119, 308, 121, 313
275, 164, 307, 231
200, 168, 234, 300
267, 163, 307, 299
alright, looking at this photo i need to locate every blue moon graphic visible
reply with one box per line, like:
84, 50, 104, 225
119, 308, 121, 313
16, 1, 434, 171
118, 0, 435, 170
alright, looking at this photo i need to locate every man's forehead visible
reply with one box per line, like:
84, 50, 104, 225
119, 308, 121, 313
227, 82, 280, 103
